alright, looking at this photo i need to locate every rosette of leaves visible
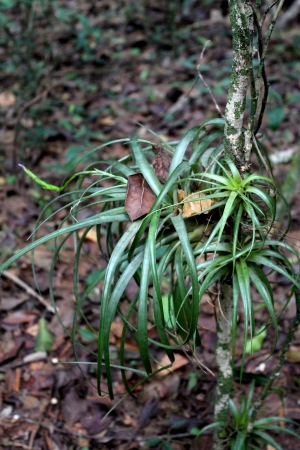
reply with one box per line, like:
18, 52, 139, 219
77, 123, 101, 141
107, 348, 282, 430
192, 382, 300, 450
1, 118, 299, 400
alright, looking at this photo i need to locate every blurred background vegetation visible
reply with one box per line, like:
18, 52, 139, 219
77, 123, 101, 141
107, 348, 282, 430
1, 0, 299, 183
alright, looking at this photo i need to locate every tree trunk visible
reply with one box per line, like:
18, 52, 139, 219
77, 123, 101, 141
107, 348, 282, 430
213, 281, 233, 450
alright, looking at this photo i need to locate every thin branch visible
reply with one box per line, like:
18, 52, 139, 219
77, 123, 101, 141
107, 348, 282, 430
261, 0, 286, 60
252, 135, 273, 180
197, 41, 225, 119
248, 5, 269, 136
2, 270, 54, 313
264, 0, 283, 23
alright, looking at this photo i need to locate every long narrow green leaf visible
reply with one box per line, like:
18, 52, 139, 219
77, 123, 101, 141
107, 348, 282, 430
228, 399, 240, 422
232, 431, 247, 450
97, 220, 142, 397
119, 292, 140, 397
254, 424, 300, 439
189, 131, 223, 165
251, 431, 282, 450
102, 159, 136, 177
245, 186, 275, 214
248, 254, 300, 290
173, 248, 193, 339
243, 202, 265, 245
148, 212, 174, 361
137, 241, 152, 374
255, 417, 296, 427
201, 118, 226, 127
241, 173, 274, 186
130, 136, 163, 195
233, 203, 244, 271
216, 190, 238, 245
225, 157, 242, 184
248, 263, 278, 345
128, 161, 189, 259
245, 381, 255, 412
236, 259, 253, 364
198, 266, 230, 301
200, 171, 233, 187
169, 126, 203, 174
0, 210, 129, 273
99, 253, 144, 397
171, 213, 200, 340
232, 273, 240, 363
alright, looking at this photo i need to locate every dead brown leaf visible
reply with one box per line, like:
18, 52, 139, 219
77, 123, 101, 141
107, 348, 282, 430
12, 367, 22, 392
97, 116, 114, 126
0, 295, 28, 311
178, 189, 214, 218
156, 353, 189, 377
125, 173, 156, 221
0, 339, 24, 365
0, 176, 6, 186
287, 346, 300, 363
2, 310, 38, 325
78, 227, 98, 242
144, 373, 181, 400
0, 91, 16, 107
152, 144, 172, 182
61, 390, 89, 426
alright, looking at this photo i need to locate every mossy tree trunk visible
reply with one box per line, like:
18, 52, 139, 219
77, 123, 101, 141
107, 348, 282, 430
213, 1, 285, 448
213, 281, 234, 449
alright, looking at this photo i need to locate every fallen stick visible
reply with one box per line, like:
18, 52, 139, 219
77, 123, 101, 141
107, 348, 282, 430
2, 270, 54, 313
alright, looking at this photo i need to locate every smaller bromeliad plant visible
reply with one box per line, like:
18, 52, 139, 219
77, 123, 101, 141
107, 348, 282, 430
1, 117, 300, 448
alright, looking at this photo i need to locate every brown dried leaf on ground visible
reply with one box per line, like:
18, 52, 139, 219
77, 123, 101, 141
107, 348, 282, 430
287, 346, 300, 363
156, 353, 189, 377
125, 173, 156, 221
0, 91, 16, 107
152, 144, 172, 182
2, 310, 38, 325
178, 189, 214, 218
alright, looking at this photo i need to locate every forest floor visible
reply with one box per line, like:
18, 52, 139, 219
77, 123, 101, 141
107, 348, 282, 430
1, 2, 300, 449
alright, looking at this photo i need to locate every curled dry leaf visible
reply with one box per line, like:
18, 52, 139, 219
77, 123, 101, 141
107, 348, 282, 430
0, 91, 16, 107
178, 189, 214, 219
287, 346, 300, 363
125, 173, 156, 221
152, 144, 172, 183
156, 353, 189, 377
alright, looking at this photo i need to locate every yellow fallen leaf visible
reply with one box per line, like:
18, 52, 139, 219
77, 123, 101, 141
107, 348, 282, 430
97, 116, 114, 126
287, 346, 300, 363
0, 91, 16, 107
156, 353, 189, 377
78, 228, 98, 242
178, 189, 214, 218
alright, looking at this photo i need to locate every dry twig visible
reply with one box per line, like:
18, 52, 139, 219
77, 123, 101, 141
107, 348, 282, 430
2, 270, 54, 313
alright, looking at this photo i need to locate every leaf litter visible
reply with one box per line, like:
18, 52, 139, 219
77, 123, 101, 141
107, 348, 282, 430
0, 2, 300, 449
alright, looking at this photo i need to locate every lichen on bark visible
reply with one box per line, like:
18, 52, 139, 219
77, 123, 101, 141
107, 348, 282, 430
213, 281, 233, 449
224, 1, 254, 167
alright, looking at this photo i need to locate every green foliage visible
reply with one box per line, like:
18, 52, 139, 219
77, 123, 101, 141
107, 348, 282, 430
1, 119, 299, 405
0, 1, 108, 163
192, 382, 300, 449
2, 3, 299, 449
34, 317, 53, 352
245, 326, 267, 354
227, 383, 300, 450
267, 106, 285, 131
